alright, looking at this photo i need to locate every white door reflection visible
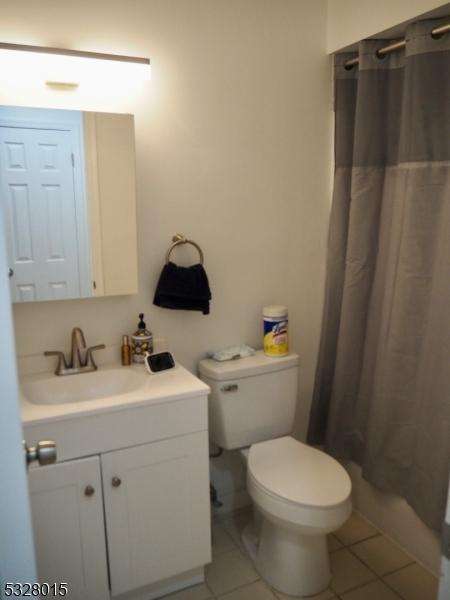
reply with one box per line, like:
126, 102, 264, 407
0, 106, 138, 303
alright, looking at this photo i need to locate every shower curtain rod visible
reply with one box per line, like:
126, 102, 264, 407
344, 21, 450, 69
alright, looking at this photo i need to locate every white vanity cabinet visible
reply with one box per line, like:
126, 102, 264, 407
23, 365, 211, 600
102, 432, 210, 596
29, 456, 110, 600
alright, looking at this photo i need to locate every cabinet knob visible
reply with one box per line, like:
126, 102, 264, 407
112, 476, 122, 488
84, 485, 95, 497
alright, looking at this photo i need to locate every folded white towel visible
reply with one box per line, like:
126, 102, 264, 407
207, 344, 256, 362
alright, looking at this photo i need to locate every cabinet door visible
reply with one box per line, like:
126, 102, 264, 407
29, 456, 109, 600
102, 431, 211, 596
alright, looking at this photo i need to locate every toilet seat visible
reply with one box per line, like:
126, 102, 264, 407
246, 436, 352, 533
248, 436, 351, 509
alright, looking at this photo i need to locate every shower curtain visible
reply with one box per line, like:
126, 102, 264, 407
308, 18, 450, 531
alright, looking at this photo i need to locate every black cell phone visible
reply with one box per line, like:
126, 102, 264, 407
145, 351, 176, 373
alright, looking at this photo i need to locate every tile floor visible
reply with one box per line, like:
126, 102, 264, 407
162, 509, 439, 600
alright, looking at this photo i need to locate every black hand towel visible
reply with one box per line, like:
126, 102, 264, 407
153, 261, 211, 315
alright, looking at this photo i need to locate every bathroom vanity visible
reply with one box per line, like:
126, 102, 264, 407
21, 364, 211, 600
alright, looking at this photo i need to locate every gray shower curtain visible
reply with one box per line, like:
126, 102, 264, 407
308, 18, 450, 531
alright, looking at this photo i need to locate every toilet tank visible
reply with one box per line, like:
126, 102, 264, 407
198, 351, 299, 450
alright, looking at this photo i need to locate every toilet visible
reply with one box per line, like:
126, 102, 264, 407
199, 351, 351, 597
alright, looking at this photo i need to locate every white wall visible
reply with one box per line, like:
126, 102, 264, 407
1, 0, 332, 510
327, 0, 447, 51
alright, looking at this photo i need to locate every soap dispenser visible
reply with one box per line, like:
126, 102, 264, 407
131, 313, 153, 363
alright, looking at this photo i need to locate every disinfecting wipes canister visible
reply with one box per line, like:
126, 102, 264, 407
263, 305, 288, 357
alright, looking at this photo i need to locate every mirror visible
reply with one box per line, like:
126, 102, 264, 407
0, 105, 138, 303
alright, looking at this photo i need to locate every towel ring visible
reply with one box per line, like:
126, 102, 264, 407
165, 233, 204, 265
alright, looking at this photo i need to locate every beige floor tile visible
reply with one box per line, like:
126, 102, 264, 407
206, 548, 259, 596
274, 584, 336, 599
351, 535, 414, 576
340, 580, 400, 600
220, 580, 277, 599
383, 563, 439, 600
327, 534, 343, 552
212, 522, 237, 556
162, 582, 213, 600
335, 513, 379, 546
330, 548, 376, 594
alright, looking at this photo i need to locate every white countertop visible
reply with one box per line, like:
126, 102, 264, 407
21, 362, 210, 426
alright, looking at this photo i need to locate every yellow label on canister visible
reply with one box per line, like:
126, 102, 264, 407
263, 316, 288, 356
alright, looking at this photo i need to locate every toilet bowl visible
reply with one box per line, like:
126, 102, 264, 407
198, 351, 352, 597
242, 436, 351, 596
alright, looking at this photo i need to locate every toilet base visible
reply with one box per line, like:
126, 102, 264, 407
250, 516, 331, 597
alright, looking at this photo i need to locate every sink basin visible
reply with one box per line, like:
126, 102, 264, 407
21, 367, 149, 405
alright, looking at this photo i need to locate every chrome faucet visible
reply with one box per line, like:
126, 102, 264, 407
44, 327, 106, 376
71, 327, 86, 370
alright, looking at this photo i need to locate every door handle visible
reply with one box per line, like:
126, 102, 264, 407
23, 440, 57, 468
8, 268, 14, 278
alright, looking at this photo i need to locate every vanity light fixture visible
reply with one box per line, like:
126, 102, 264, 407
0, 42, 151, 86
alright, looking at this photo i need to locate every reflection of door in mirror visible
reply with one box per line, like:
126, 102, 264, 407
0, 106, 138, 304
0, 108, 91, 302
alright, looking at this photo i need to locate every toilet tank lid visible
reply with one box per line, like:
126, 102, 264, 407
199, 350, 299, 381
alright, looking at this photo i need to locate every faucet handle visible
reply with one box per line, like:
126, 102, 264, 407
44, 351, 68, 376
85, 344, 106, 370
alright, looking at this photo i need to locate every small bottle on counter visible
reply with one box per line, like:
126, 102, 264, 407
121, 335, 131, 366
131, 313, 153, 363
